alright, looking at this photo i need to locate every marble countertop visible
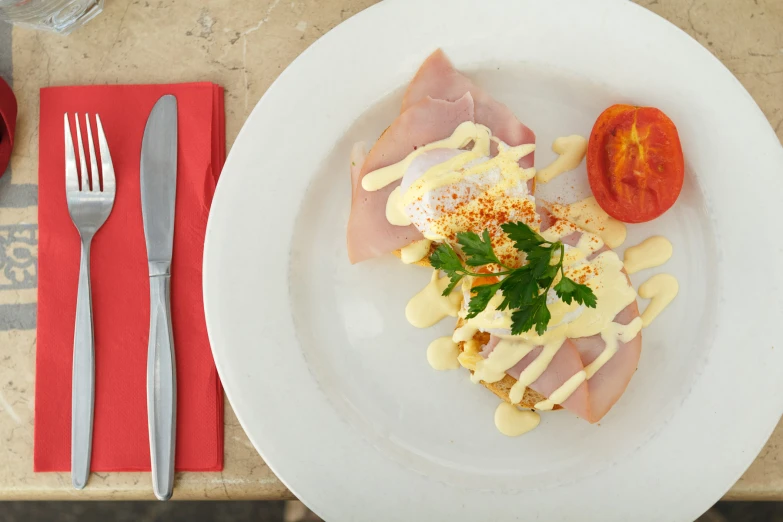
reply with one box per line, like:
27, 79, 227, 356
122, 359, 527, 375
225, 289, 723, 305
0, 0, 780, 501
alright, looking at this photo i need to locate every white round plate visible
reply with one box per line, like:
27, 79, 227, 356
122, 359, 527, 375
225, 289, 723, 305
203, 0, 783, 520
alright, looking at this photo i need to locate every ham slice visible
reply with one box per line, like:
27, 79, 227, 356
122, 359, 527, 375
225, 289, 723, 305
506, 339, 591, 421
350, 142, 367, 200
557, 229, 642, 422
347, 93, 475, 264
347, 49, 537, 264
402, 49, 536, 168
573, 302, 642, 422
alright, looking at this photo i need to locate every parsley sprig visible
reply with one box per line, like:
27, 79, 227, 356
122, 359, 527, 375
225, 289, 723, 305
429, 222, 597, 336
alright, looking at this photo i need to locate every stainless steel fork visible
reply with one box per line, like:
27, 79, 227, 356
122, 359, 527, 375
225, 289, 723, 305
64, 113, 116, 490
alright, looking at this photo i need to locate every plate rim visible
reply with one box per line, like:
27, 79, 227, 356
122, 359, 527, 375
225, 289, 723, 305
203, 0, 783, 520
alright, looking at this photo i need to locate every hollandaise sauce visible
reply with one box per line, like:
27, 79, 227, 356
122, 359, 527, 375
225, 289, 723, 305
385, 186, 411, 226
405, 271, 462, 328
426, 337, 460, 370
549, 197, 627, 248
494, 402, 540, 437
638, 273, 679, 327
536, 135, 588, 183
400, 239, 432, 264
623, 236, 673, 274
534, 371, 586, 411
361, 121, 493, 191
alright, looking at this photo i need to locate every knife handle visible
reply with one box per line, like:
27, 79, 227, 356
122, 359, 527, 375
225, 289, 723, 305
71, 237, 94, 489
147, 273, 176, 501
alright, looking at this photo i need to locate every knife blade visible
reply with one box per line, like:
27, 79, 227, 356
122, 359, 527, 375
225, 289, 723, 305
140, 94, 178, 501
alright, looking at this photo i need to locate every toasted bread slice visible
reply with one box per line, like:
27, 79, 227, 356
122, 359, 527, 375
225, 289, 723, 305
454, 318, 561, 410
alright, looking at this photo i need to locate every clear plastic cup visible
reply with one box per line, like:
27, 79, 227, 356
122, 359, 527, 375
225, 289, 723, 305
0, 0, 104, 34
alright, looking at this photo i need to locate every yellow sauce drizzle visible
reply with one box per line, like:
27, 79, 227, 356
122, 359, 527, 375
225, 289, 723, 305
405, 270, 462, 328
509, 337, 565, 403
400, 239, 432, 264
623, 236, 673, 274
584, 317, 643, 378
494, 402, 541, 437
457, 339, 483, 371
403, 142, 535, 207
426, 337, 461, 370
453, 323, 479, 343
361, 121, 491, 191
536, 135, 588, 183
385, 186, 411, 226
540, 217, 581, 243
534, 370, 587, 411
549, 197, 627, 248
638, 274, 679, 327
576, 232, 605, 256
400, 142, 536, 263
472, 339, 536, 384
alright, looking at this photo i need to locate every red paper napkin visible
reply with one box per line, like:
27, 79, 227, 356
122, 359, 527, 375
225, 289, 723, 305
34, 83, 225, 472
0, 76, 16, 176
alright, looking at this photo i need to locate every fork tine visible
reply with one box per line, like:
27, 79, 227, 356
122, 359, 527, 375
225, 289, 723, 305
74, 113, 91, 192
85, 115, 101, 192
64, 114, 79, 193
95, 115, 115, 195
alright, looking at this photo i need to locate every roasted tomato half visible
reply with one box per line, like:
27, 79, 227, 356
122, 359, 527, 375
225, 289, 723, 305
587, 104, 684, 223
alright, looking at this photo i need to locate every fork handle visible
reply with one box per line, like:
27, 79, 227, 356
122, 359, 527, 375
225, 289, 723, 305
71, 237, 94, 490
147, 273, 176, 501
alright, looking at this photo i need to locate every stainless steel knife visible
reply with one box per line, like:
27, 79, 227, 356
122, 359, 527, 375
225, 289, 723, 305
140, 95, 178, 501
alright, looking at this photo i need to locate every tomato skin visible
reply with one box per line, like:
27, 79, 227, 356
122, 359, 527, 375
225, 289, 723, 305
587, 104, 684, 223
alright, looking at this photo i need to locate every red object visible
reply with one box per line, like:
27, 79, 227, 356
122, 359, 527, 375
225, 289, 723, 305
0, 76, 17, 176
34, 83, 225, 472
587, 104, 684, 223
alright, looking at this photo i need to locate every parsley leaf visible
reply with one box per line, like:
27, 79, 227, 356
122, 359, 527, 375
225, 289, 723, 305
457, 230, 502, 267
501, 221, 546, 252
536, 264, 560, 290
429, 244, 466, 296
529, 251, 553, 279
497, 268, 538, 311
429, 243, 465, 274
554, 277, 597, 307
442, 273, 464, 297
428, 221, 598, 335
510, 295, 551, 336
466, 283, 501, 319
